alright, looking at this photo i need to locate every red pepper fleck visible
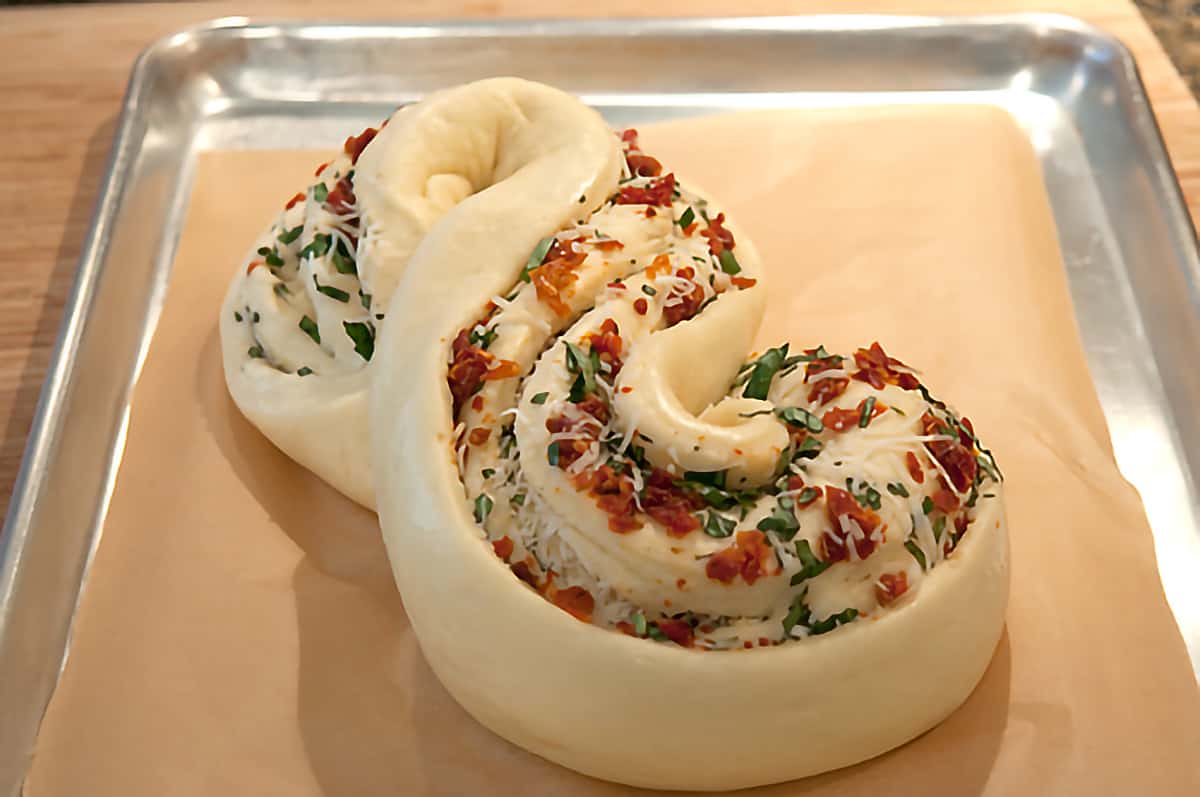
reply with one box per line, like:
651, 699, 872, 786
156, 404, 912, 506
705, 530, 778, 585
343, 126, 378, 164
676, 578, 687, 589
594, 238, 625, 251
246, 260, 265, 275
822, 487, 882, 562
532, 240, 586, 317
468, 427, 491, 446
314, 161, 330, 177
743, 640, 754, 650
617, 173, 676, 207
931, 476, 960, 513
607, 280, 626, 290
620, 385, 634, 393
730, 276, 757, 289
655, 619, 694, 648
662, 279, 705, 327
905, 452, 926, 484
876, 571, 909, 606
633, 297, 648, 315
491, 536, 514, 562
582, 318, 624, 377
470, 395, 485, 412
285, 191, 306, 210
551, 586, 595, 623
851, 342, 920, 391
615, 621, 636, 636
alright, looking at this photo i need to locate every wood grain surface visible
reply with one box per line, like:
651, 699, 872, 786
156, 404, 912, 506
0, 0, 1196, 519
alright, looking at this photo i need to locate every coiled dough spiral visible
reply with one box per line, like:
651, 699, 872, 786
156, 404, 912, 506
365, 79, 1009, 791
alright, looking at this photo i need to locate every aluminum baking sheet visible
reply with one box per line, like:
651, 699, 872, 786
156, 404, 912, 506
3, 14, 1199, 794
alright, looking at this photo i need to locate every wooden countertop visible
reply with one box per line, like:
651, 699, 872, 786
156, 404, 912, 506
0, 0, 1197, 517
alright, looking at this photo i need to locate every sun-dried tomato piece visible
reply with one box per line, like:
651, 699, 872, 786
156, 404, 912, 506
491, 536, 514, 561
467, 427, 491, 446
285, 191, 306, 210
325, 176, 357, 216
642, 468, 703, 537
617, 173, 676, 207
822, 487, 882, 562
705, 530, 777, 585
654, 619, 695, 648
921, 411, 978, 492
448, 329, 493, 417
851, 342, 920, 391
701, 212, 736, 255
343, 126, 378, 164
551, 586, 595, 623
822, 407, 860, 433
626, 153, 662, 177
905, 451, 926, 484
876, 571, 909, 606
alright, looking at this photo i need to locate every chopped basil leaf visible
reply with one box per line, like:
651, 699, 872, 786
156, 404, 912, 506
298, 315, 321, 344
564, 342, 597, 401
331, 250, 357, 275
809, 607, 858, 635
703, 510, 736, 538
297, 366, 313, 377
519, 236, 555, 282
312, 183, 328, 204
510, 493, 526, 508
795, 487, 820, 505
742, 344, 788, 401
795, 436, 822, 459
887, 482, 910, 498
789, 539, 831, 585
469, 325, 498, 350
247, 345, 265, 359
360, 291, 372, 310
718, 249, 741, 275
273, 283, 290, 298
257, 246, 271, 257
782, 592, 809, 636
646, 623, 669, 642
677, 206, 695, 228
234, 311, 243, 322
277, 225, 303, 244
891, 405, 907, 416
298, 233, 331, 260
905, 539, 927, 570
547, 441, 560, 466
641, 284, 657, 296
854, 485, 882, 511
481, 468, 496, 479
858, 396, 877, 428
757, 497, 800, 540
922, 496, 935, 515
531, 392, 549, 405
313, 276, 350, 303
251, 311, 260, 323
343, 321, 375, 361
777, 406, 824, 433
473, 494, 494, 524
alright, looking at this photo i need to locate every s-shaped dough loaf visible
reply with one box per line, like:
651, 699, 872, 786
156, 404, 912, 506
368, 80, 1010, 789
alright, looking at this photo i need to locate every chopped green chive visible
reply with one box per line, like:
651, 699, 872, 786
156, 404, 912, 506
247, 345, 265, 359
678, 206, 695, 228
858, 396, 877, 428
298, 315, 321, 344
547, 442, 560, 466
809, 607, 858, 635
932, 515, 946, 541
273, 283, 290, 298
564, 342, 597, 402
360, 291, 371, 310
343, 321, 374, 361
757, 497, 800, 540
703, 511, 736, 538
641, 284, 657, 296
331, 250, 357, 275
795, 436, 822, 459
234, 311, 243, 322
473, 494, 494, 524
510, 493, 526, 508
277, 225, 303, 245
313, 276, 350, 303
795, 487, 820, 505
297, 366, 313, 377
718, 249, 741, 275
891, 406, 907, 416
298, 233, 331, 260
519, 236, 555, 282
312, 183, 328, 204
531, 392, 550, 405
922, 496, 935, 515
782, 592, 809, 636
887, 482, 910, 498
481, 468, 496, 479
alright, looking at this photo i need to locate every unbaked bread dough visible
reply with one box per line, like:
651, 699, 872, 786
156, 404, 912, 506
368, 81, 1009, 790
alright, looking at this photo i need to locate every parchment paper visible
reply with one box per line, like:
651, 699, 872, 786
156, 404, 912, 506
24, 105, 1200, 795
